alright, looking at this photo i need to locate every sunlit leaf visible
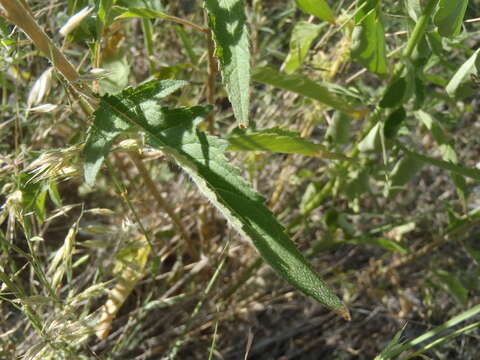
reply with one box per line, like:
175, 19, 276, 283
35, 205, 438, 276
253, 66, 366, 119
295, 0, 335, 23
204, 0, 250, 127
84, 81, 350, 319
227, 127, 350, 160
284, 21, 323, 74
446, 49, 480, 98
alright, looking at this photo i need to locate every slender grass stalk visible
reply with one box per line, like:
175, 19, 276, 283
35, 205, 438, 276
128, 152, 196, 258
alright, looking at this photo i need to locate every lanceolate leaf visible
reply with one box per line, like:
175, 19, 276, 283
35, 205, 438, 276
434, 0, 468, 38
253, 67, 367, 119
204, 0, 250, 127
227, 127, 351, 161
295, 0, 335, 23
84, 81, 350, 319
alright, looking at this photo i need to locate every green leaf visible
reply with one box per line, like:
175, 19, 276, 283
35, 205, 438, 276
446, 49, 480, 98
326, 112, 351, 145
434, 0, 468, 38
84, 80, 188, 185
349, 237, 408, 254
358, 122, 381, 152
405, 0, 422, 21
351, 2, 388, 75
227, 127, 351, 161
253, 67, 367, 119
383, 107, 406, 139
99, 53, 130, 95
84, 82, 350, 319
388, 154, 424, 197
204, 0, 250, 128
283, 21, 323, 74
379, 76, 407, 108
397, 143, 480, 182
114, 7, 172, 20
295, 0, 335, 23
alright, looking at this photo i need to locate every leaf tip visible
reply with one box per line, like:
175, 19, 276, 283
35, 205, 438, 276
341, 309, 351, 321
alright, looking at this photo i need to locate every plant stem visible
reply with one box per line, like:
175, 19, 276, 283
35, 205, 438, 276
0, 0, 95, 99
128, 152, 196, 258
403, 0, 439, 59
142, 18, 156, 74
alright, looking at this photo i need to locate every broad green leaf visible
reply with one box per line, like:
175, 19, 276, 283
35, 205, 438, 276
204, 0, 250, 127
84, 82, 350, 319
388, 154, 424, 197
84, 80, 188, 185
434, 0, 468, 38
99, 53, 130, 94
253, 67, 367, 119
283, 21, 323, 74
379, 76, 407, 108
383, 107, 406, 139
351, 2, 388, 75
326, 112, 351, 145
295, 0, 335, 23
227, 127, 351, 160
446, 49, 480, 98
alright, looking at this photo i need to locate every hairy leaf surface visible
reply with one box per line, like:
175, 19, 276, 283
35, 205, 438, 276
253, 67, 366, 119
84, 81, 350, 319
204, 0, 250, 127
227, 127, 350, 161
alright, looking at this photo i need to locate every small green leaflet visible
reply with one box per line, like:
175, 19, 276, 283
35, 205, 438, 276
227, 127, 351, 161
204, 0, 250, 128
434, 0, 469, 38
295, 0, 335, 23
351, 0, 388, 75
83, 81, 350, 319
253, 67, 367, 119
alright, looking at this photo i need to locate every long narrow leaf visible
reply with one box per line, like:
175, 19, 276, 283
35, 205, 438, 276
204, 0, 250, 127
84, 82, 350, 319
253, 67, 367, 119
397, 143, 480, 182
227, 127, 351, 161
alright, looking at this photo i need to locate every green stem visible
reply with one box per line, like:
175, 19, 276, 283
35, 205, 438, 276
402, 0, 440, 63
142, 18, 156, 73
